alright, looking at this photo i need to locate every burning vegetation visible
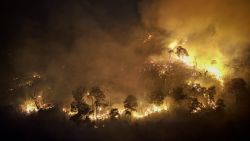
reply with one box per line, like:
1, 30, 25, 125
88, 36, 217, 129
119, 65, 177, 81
9, 35, 249, 128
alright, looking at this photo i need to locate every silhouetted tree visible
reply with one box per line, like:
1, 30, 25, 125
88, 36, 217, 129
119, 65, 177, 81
109, 108, 119, 120
124, 95, 138, 111
124, 95, 138, 117
90, 86, 107, 119
70, 86, 91, 124
90, 86, 106, 107
176, 46, 189, 57
149, 90, 166, 105
215, 99, 225, 112
225, 78, 249, 111
70, 105, 91, 124
77, 102, 91, 116
72, 86, 85, 103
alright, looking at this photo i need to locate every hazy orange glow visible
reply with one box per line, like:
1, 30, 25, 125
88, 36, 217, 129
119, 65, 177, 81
166, 40, 228, 85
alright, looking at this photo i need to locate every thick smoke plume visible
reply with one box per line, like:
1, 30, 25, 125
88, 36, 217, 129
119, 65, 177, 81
140, 0, 250, 82
10, 1, 152, 104
6, 0, 250, 108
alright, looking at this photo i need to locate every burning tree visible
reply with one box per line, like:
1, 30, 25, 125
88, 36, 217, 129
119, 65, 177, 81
70, 86, 91, 124
149, 90, 166, 105
90, 86, 106, 107
89, 86, 107, 119
124, 95, 138, 116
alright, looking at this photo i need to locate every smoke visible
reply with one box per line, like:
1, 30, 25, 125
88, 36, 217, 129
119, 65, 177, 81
9, 0, 156, 105
6, 0, 250, 107
139, 0, 250, 82
2, 2, 250, 140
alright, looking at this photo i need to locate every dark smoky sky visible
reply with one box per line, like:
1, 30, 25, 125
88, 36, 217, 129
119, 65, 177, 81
1, 0, 250, 105
0, 0, 155, 104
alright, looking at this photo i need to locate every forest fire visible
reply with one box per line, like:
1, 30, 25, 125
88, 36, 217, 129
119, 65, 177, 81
62, 103, 169, 121
2, 0, 250, 140
166, 40, 227, 85
15, 37, 231, 121
14, 33, 236, 124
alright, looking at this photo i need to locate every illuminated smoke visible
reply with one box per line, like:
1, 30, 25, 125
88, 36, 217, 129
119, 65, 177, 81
140, 0, 250, 82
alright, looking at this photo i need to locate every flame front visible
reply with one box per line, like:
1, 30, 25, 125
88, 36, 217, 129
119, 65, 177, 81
132, 104, 169, 119
62, 103, 169, 121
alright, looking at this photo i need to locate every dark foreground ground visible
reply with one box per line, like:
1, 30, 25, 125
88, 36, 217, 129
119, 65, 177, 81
1, 106, 250, 141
